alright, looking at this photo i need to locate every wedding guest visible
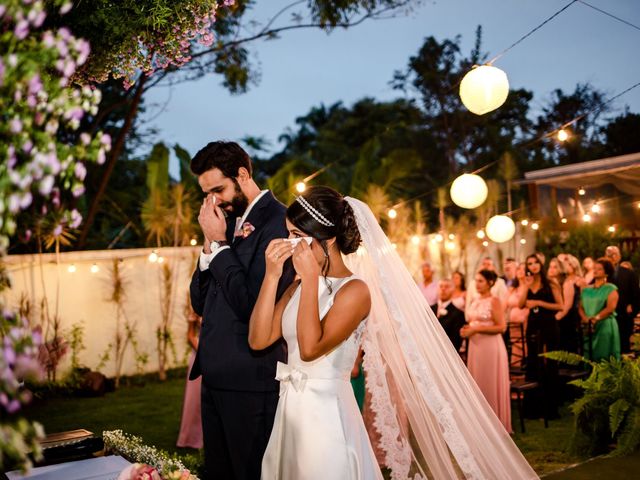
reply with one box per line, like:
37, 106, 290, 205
557, 254, 583, 354
580, 258, 620, 361
467, 257, 508, 309
177, 310, 203, 449
582, 256, 595, 286
431, 279, 466, 351
451, 271, 467, 311
419, 261, 438, 306
502, 258, 517, 288
462, 270, 511, 433
604, 246, 639, 354
518, 254, 563, 419
547, 257, 566, 287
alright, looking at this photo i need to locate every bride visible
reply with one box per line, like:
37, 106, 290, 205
250, 186, 537, 480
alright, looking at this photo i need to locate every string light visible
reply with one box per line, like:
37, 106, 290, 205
448, 233, 455, 240
486, 215, 516, 243
450, 173, 488, 209
561, 218, 568, 224
435, 233, 444, 243
295, 182, 306, 193
520, 238, 527, 245
445, 240, 456, 251
148, 250, 159, 263
90, 263, 99, 274
388, 208, 397, 219
190, 238, 198, 246
578, 187, 586, 196
68, 264, 76, 273
459, 65, 509, 115
482, 240, 489, 247
531, 222, 539, 230
557, 128, 570, 142
476, 230, 486, 239
158, 256, 165, 264
608, 225, 616, 233
411, 235, 420, 245
521, 219, 529, 226
583, 213, 592, 222
591, 203, 601, 214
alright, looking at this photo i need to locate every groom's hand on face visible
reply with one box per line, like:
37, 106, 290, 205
199, 194, 227, 245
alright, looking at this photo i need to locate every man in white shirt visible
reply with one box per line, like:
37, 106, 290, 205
189, 141, 294, 480
419, 261, 438, 306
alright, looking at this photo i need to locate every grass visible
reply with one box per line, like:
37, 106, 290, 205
24, 370, 613, 477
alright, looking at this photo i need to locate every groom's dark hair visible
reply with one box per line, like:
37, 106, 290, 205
191, 141, 253, 178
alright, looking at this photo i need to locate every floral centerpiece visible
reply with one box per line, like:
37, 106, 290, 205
104, 430, 198, 480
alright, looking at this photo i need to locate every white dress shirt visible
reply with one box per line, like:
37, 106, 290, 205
199, 190, 269, 271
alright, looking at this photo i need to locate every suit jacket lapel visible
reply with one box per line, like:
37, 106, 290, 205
233, 191, 277, 248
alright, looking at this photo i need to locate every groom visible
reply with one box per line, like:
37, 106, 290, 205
189, 141, 293, 479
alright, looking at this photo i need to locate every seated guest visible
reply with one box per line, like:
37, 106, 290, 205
431, 279, 466, 351
502, 257, 517, 288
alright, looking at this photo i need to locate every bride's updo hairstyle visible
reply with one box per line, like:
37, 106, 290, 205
287, 186, 361, 289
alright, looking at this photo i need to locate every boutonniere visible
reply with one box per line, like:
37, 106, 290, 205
437, 308, 448, 317
239, 221, 255, 238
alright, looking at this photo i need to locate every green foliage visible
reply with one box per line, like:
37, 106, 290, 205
146, 143, 170, 194
543, 352, 640, 457
537, 225, 626, 265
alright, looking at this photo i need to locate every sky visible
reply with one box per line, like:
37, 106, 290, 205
141, 0, 640, 178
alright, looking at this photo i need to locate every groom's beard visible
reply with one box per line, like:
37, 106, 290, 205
218, 178, 250, 217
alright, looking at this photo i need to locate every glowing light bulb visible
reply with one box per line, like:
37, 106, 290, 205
148, 251, 158, 263
448, 233, 455, 240
158, 256, 165, 264
520, 238, 527, 245
190, 238, 197, 246
608, 225, 616, 233
411, 235, 420, 245
520, 219, 529, 227
68, 264, 76, 273
476, 230, 485, 239
531, 222, 539, 231
561, 218, 568, 224
591, 203, 601, 214
445, 241, 456, 251
435, 233, 444, 243
557, 129, 569, 142
388, 208, 397, 219
90, 263, 99, 274
482, 241, 489, 247
391, 243, 397, 250
578, 187, 586, 196
295, 182, 306, 193
583, 213, 591, 223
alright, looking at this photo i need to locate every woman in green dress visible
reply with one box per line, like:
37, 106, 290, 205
580, 257, 620, 361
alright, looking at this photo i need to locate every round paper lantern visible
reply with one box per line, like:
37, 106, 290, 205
459, 65, 509, 115
450, 173, 488, 209
485, 215, 516, 243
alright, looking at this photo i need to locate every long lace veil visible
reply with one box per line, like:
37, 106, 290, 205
343, 196, 538, 480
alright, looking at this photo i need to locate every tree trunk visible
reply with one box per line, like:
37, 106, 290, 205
78, 76, 148, 248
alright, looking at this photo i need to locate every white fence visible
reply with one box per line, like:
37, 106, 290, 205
2, 246, 200, 379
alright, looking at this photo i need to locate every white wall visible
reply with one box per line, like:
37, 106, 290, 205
2, 246, 200, 379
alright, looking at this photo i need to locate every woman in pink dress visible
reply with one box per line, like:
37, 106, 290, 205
177, 311, 203, 449
507, 264, 530, 368
461, 269, 512, 433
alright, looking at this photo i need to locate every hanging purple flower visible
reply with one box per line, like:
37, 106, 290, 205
39, 176, 54, 196
74, 162, 87, 181
15, 20, 30, 40
9, 118, 23, 133
69, 209, 82, 229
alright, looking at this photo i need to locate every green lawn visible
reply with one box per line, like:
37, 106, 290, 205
23, 370, 599, 477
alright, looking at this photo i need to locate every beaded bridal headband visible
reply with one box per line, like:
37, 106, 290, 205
295, 196, 335, 227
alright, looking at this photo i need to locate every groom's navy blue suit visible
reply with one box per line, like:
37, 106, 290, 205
190, 191, 293, 480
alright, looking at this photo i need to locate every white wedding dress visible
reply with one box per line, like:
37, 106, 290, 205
261, 275, 383, 480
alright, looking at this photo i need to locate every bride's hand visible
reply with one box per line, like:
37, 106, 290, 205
265, 239, 294, 279
292, 239, 320, 282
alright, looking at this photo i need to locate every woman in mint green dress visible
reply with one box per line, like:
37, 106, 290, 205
579, 258, 620, 361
